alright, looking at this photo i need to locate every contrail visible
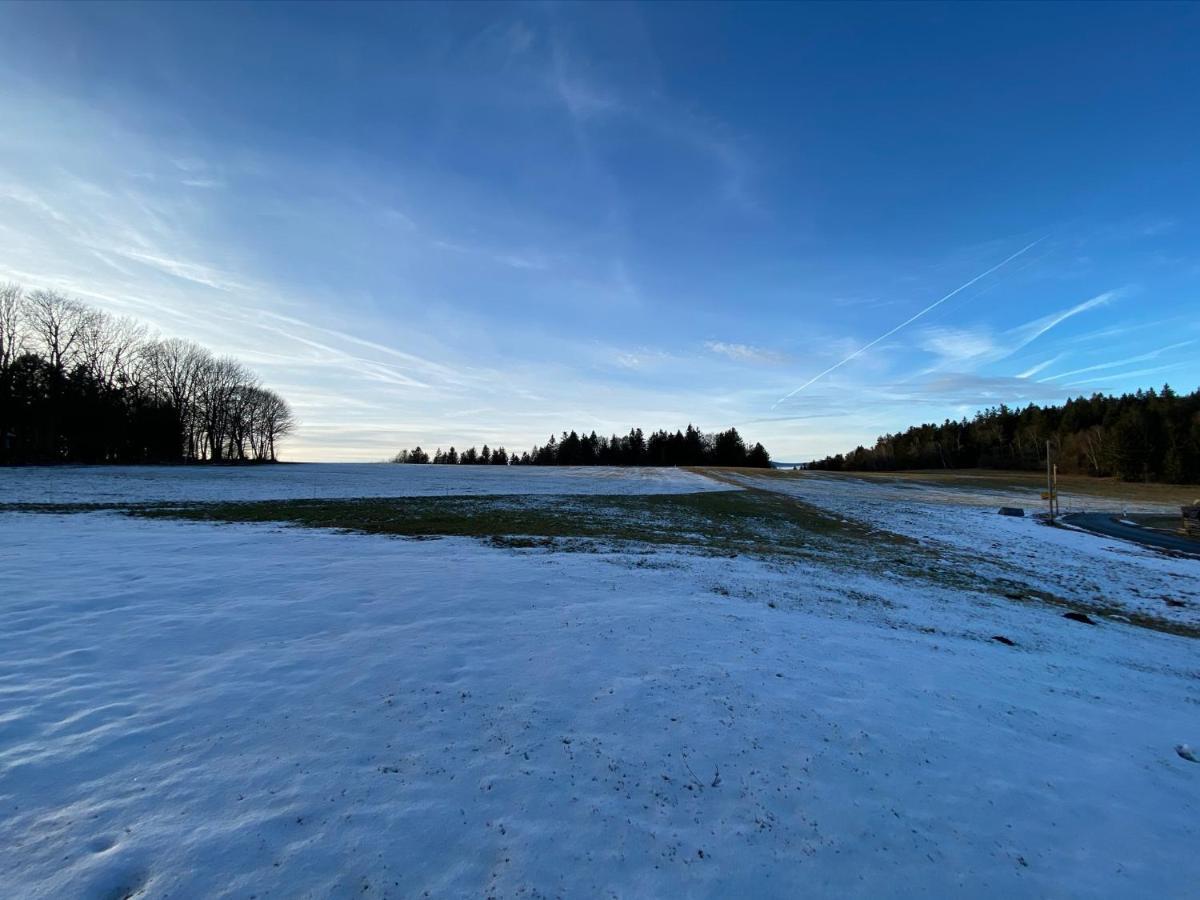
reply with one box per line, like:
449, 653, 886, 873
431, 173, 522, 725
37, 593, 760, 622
772, 237, 1045, 409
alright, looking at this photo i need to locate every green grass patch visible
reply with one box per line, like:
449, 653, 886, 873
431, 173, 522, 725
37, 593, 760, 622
11, 477, 1193, 639
127, 487, 903, 561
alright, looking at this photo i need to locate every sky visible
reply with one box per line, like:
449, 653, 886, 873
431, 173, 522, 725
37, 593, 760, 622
1, 1, 1197, 462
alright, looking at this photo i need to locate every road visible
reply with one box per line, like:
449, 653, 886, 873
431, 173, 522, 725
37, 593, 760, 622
1062, 512, 1200, 557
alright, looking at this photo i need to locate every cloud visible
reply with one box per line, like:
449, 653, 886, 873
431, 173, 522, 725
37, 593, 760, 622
917, 291, 1112, 374
611, 346, 677, 370
110, 247, 248, 293
1064, 362, 1190, 388
885, 372, 1076, 406
432, 240, 550, 272
919, 328, 997, 363
704, 341, 787, 365
255, 311, 472, 386
504, 21, 535, 56
546, 26, 754, 210
1041, 340, 1196, 382
1011, 291, 1113, 349
549, 33, 623, 122
774, 238, 1045, 407
1016, 354, 1064, 379
171, 157, 208, 173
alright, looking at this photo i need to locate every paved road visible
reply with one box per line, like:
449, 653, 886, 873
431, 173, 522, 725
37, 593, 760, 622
1062, 512, 1200, 557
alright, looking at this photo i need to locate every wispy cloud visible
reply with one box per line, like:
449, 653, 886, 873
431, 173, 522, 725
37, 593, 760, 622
919, 328, 997, 363
918, 291, 1112, 373
1064, 362, 1190, 388
883, 372, 1073, 406
256, 311, 472, 386
774, 238, 1045, 407
503, 21, 535, 56
1041, 340, 1196, 382
704, 341, 787, 365
110, 247, 248, 293
1017, 353, 1064, 379
432, 239, 550, 272
546, 23, 754, 211
611, 346, 677, 370
181, 178, 223, 190
1013, 292, 1113, 349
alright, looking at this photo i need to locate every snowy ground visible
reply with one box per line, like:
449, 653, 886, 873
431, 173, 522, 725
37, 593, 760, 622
760, 470, 1184, 515
0, 463, 728, 505
2, 475, 1199, 898
736, 472, 1200, 632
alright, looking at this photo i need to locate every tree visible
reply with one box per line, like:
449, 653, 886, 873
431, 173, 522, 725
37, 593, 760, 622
26, 290, 88, 372
712, 428, 748, 466
0, 285, 296, 464
0, 283, 25, 371
147, 338, 207, 458
195, 355, 251, 461
256, 389, 295, 462
810, 387, 1200, 484
390, 424, 774, 470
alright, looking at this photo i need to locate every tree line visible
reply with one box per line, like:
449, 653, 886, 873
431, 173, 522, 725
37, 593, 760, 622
0, 283, 295, 465
393, 425, 771, 468
809, 385, 1200, 483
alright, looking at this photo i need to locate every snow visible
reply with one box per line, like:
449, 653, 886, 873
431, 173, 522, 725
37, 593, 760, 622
735, 472, 1200, 631
3, 509, 1199, 898
0, 463, 728, 505
756, 471, 1181, 515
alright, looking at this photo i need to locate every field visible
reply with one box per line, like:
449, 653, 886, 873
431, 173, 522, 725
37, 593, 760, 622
766, 467, 1199, 513
0, 463, 726, 505
2, 465, 1198, 897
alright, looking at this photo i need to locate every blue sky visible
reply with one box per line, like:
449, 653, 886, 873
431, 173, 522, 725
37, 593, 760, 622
1, 1, 1197, 461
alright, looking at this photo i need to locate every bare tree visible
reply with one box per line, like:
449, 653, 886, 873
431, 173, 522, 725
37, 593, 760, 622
195, 355, 251, 460
0, 282, 25, 370
257, 389, 295, 462
81, 310, 151, 387
26, 289, 89, 372
225, 381, 262, 460
147, 338, 208, 458
1081, 424, 1110, 476
4, 283, 297, 463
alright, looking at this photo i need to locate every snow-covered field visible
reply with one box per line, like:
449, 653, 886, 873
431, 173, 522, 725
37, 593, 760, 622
2, 473, 1199, 897
736, 472, 1200, 632
762, 470, 1184, 515
0, 463, 727, 505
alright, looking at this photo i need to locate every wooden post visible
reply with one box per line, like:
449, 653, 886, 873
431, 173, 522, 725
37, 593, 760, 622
1046, 439, 1053, 519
